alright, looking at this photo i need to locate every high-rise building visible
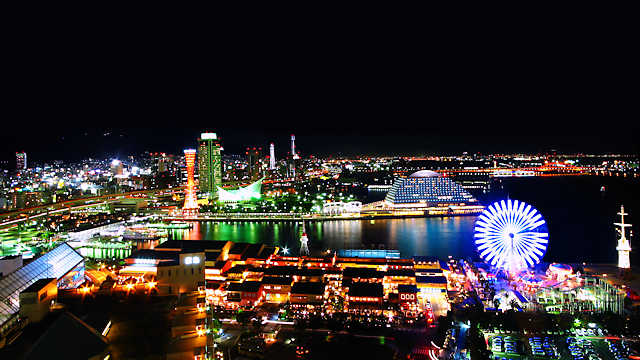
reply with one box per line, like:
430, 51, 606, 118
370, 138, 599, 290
16, 152, 27, 170
182, 149, 199, 212
110, 159, 124, 176
246, 147, 262, 180
158, 156, 167, 173
149, 152, 168, 173
198, 133, 222, 200
269, 143, 276, 170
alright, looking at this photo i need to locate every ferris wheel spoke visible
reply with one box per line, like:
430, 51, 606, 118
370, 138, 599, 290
474, 199, 548, 272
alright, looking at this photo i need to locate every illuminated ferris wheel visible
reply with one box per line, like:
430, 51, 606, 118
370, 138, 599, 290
474, 199, 549, 272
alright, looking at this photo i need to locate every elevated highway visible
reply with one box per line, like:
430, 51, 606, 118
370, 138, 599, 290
0, 187, 184, 228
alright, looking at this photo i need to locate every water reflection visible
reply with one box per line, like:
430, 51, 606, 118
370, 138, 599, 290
165, 217, 478, 259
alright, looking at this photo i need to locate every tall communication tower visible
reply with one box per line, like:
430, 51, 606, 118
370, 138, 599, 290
182, 149, 199, 213
614, 205, 632, 269
291, 134, 299, 160
269, 143, 276, 170
290, 134, 299, 179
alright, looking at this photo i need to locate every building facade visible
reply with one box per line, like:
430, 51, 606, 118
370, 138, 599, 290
16, 152, 27, 171
246, 147, 262, 181
385, 170, 477, 208
19, 278, 58, 323
156, 252, 205, 295
198, 132, 222, 200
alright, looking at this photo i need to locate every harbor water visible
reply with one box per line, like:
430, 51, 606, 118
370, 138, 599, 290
166, 176, 638, 265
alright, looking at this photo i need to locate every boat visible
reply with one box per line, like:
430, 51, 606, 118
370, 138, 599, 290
145, 221, 192, 230
166, 221, 192, 229
123, 230, 162, 240
600, 186, 606, 192
122, 225, 167, 240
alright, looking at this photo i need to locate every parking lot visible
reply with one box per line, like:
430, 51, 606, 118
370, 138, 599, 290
488, 333, 634, 360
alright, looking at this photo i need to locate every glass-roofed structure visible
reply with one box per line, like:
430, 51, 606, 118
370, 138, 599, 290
0, 243, 84, 327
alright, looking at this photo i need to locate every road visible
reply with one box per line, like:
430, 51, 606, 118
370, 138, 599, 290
0, 187, 183, 228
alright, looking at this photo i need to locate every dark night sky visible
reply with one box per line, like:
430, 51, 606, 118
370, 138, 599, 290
2, 17, 638, 164
1, 127, 637, 165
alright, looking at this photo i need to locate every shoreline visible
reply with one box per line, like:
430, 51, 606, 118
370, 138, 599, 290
164, 212, 482, 222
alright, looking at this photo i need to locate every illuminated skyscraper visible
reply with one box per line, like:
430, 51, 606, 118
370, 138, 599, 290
16, 152, 27, 170
246, 146, 262, 181
182, 149, 199, 212
198, 133, 222, 200
269, 143, 276, 170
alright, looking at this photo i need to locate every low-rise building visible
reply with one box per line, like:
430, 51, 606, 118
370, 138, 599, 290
0, 255, 22, 278
346, 282, 383, 314
261, 277, 292, 303
240, 281, 262, 307
416, 275, 448, 296
19, 278, 58, 323
397, 284, 418, 305
156, 252, 205, 295
290, 282, 325, 308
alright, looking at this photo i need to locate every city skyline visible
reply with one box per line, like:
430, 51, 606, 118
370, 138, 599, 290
2, 125, 639, 165
2, 14, 639, 359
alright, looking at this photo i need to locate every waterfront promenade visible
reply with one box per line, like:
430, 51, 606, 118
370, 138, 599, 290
164, 210, 483, 222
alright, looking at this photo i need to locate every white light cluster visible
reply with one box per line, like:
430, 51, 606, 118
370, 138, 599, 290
135, 258, 156, 265
201, 133, 217, 140
474, 199, 549, 271
184, 256, 201, 265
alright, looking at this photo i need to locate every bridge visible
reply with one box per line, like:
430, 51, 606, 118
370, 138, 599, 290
394, 163, 589, 177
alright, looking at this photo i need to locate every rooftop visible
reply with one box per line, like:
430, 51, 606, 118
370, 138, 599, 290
408, 170, 441, 178
155, 240, 226, 252
241, 281, 262, 293
416, 275, 448, 284
291, 282, 325, 295
348, 283, 383, 298
398, 284, 418, 293
26, 312, 108, 360
343, 267, 384, 279
261, 277, 293, 286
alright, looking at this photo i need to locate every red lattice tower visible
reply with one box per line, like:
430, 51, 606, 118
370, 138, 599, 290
182, 149, 199, 213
